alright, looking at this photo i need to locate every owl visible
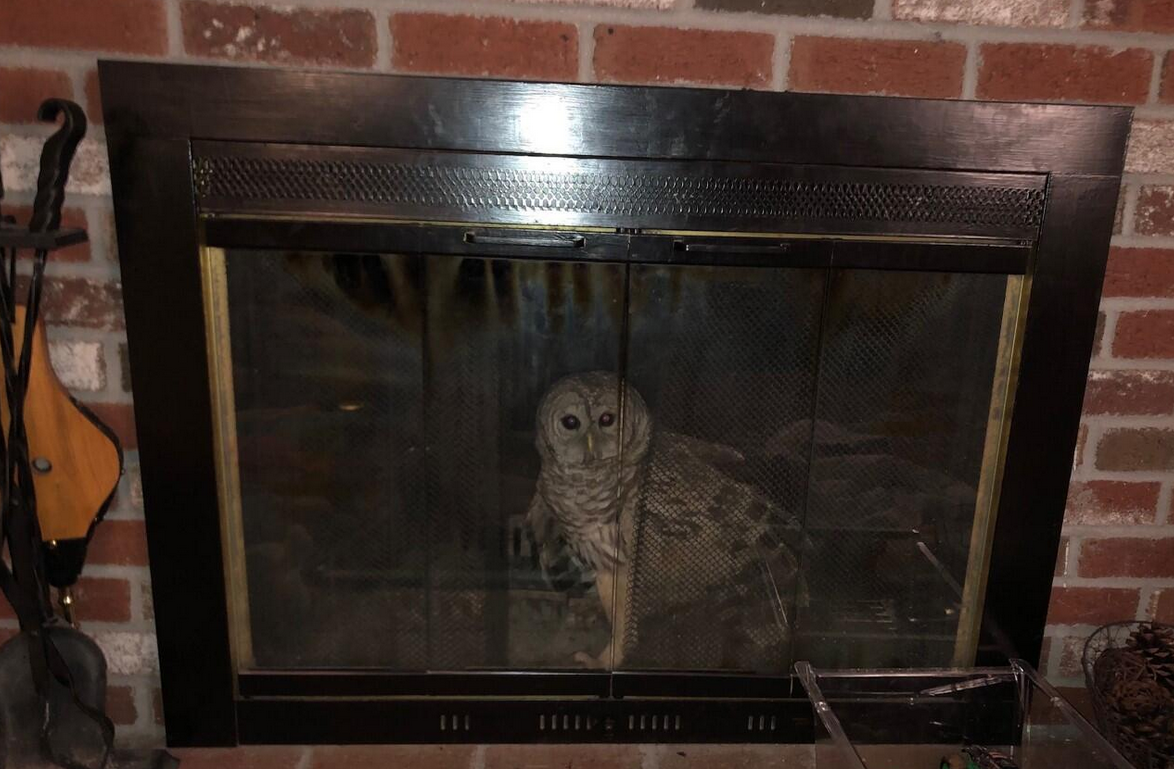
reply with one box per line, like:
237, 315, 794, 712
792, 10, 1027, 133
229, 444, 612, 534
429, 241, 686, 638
528, 371, 806, 671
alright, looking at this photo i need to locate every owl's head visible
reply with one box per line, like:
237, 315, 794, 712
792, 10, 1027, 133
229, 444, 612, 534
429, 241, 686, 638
536, 371, 651, 468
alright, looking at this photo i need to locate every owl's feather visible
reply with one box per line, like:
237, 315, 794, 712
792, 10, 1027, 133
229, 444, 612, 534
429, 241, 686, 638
529, 372, 804, 670
526, 493, 591, 592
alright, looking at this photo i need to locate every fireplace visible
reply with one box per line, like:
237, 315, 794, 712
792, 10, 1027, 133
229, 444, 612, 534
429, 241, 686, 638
100, 61, 1129, 746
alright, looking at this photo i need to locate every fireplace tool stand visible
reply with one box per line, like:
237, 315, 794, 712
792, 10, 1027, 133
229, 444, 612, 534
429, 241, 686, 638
0, 100, 175, 769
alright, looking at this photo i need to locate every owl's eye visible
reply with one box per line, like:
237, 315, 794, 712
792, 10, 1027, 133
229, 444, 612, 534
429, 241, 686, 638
599, 412, 616, 427
560, 414, 581, 430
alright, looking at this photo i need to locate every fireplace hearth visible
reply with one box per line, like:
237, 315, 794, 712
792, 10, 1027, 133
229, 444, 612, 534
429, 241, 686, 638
100, 61, 1129, 747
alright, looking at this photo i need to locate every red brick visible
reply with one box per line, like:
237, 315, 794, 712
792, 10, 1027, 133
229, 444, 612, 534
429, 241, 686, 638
894, 0, 1068, 26
15, 277, 122, 329
700, 0, 872, 15
172, 748, 306, 769
1127, 120, 1174, 174
0, 0, 166, 54
892, 0, 1070, 24
1048, 586, 1140, 625
1065, 480, 1160, 524
1081, 537, 1174, 578
1055, 536, 1069, 576
0, 69, 73, 124
594, 25, 773, 88
1103, 247, 1174, 297
84, 71, 102, 126
1085, 0, 1174, 33
6, 206, 90, 262
1149, 589, 1174, 622
1083, 370, 1174, 416
182, 1, 376, 68
87, 520, 148, 566
1113, 310, 1174, 358
1096, 427, 1174, 471
85, 402, 137, 451
105, 685, 137, 726
391, 14, 577, 81
484, 745, 642, 769
790, 37, 966, 98
309, 746, 475, 769
1161, 53, 1174, 104
71, 576, 132, 623
977, 43, 1152, 104
1136, 188, 1174, 236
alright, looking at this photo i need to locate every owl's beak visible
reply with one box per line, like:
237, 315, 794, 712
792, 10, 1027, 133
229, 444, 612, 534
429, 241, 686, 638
586, 432, 596, 458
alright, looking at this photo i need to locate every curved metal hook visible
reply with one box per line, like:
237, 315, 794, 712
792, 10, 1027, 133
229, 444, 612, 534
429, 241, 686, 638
29, 99, 87, 234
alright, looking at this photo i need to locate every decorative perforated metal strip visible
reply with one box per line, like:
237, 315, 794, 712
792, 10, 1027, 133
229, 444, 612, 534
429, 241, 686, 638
192, 154, 1047, 229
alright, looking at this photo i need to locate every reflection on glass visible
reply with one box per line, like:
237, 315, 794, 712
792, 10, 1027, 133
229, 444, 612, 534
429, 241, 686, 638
213, 244, 1017, 674
803, 663, 1130, 769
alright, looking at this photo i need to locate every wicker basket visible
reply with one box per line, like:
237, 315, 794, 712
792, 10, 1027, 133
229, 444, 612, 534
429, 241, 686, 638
1083, 621, 1174, 769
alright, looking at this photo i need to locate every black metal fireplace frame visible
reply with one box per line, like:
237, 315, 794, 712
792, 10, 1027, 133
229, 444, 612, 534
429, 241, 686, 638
100, 61, 1129, 747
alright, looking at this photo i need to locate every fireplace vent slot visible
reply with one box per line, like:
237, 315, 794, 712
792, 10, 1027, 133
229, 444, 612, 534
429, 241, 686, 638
540, 714, 596, 731
439, 714, 471, 732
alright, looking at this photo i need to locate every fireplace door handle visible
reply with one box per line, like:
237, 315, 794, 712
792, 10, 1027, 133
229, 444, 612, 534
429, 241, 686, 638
673, 240, 791, 255
464, 231, 586, 249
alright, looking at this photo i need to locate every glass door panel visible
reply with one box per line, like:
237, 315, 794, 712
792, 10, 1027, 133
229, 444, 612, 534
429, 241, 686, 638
216, 248, 625, 671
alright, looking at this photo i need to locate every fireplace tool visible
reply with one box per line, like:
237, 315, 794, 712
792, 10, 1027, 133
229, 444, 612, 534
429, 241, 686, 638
0, 100, 116, 769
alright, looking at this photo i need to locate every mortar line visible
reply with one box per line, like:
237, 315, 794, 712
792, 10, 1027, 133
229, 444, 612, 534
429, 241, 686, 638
1098, 310, 1119, 360
772, 29, 790, 91
962, 40, 979, 99
1138, 587, 1155, 619
1053, 580, 1174, 592
1080, 420, 1105, 475
579, 20, 596, 83
1148, 46, 1164, 104
1119, 183, 1140, 236
375, 6, 393, 71
165, 0, 185, 57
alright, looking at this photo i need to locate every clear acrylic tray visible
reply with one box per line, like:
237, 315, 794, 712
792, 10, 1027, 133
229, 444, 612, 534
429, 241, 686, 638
796, 660, 1133, 769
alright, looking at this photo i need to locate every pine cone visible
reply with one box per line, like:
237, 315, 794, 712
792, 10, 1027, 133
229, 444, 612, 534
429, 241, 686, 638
1128, 623, 1174, 693
1111, 678, 1173, 722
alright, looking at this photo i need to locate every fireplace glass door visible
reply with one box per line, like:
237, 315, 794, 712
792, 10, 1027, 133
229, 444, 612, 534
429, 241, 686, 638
201, 224, 1025, 678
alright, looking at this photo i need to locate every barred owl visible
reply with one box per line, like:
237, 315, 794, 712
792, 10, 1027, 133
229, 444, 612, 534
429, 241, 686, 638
528, 371, 805, 670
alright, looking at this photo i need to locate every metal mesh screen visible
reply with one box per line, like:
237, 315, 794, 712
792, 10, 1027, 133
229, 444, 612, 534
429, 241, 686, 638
224, 245, 1012, 675
228, 251, 428, 668
620, 265, 824, 673
792, 270, 1008, 668
226, 250, 622, 670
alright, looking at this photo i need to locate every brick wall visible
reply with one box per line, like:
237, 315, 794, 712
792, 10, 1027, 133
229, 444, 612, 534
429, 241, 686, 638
1, 0, 1173, 745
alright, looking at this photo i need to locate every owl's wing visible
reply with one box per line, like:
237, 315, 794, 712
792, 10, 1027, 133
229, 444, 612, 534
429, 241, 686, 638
625, 433, 805, 671
526, 492, 592, 593
661, 431, 746, 472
